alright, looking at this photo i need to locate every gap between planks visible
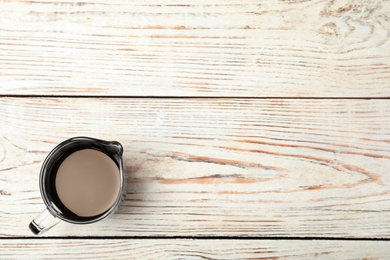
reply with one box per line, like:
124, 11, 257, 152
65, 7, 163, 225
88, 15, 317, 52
1, 94, 390, 99
1, 236, 390, 241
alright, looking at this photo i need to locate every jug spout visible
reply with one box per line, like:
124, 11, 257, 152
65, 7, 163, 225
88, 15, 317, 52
104, 141, 123, 156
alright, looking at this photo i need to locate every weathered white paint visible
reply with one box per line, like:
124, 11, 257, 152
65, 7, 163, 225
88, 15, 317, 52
0, 0, 389, 96
1, 239, 390, 259
0, 98, 389, 238
1, 0, 389, 257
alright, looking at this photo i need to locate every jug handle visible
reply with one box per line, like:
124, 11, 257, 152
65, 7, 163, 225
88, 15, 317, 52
29, 208, 60, 235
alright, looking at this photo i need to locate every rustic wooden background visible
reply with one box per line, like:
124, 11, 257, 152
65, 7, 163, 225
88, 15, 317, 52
1, 0, 390, 258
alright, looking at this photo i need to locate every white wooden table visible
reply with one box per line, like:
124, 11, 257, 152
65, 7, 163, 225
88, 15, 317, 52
1, 0, 390, 258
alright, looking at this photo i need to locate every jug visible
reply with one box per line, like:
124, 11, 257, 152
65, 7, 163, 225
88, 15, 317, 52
29, 137, 126, 235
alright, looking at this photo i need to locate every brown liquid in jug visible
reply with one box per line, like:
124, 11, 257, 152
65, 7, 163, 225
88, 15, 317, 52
55, 149, 120, 217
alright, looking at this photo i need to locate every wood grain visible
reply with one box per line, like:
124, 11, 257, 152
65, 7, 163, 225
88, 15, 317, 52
1, 239, 390, 259
1, 98, 390, 237
0, 0, 389, 97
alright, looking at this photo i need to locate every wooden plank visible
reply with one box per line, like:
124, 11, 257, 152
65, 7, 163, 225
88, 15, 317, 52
0, 0, 389, 97
1, 98, 390, 237
1, 239, 389, 259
